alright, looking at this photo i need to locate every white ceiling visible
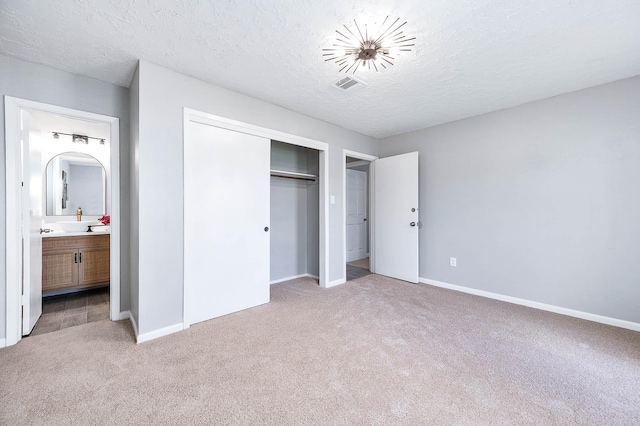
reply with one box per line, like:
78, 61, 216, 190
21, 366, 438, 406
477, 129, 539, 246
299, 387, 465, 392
2, 0, 639, 138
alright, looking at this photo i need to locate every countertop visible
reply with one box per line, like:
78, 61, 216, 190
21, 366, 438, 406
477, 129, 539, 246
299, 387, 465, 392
42, 230, 111, 238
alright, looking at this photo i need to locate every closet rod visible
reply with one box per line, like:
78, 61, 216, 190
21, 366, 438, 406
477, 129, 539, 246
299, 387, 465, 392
270, 169, 317, 182
270, 173, 316, 182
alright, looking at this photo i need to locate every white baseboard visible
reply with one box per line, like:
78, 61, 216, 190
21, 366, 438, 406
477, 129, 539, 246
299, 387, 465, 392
136, 322, 183, 344
420, 278, 640, 332
117, 310, 139, 338
326, 278, 346, 288
116, 310, 131, 321
0, 338, 6, 348
270, 273, 319, 285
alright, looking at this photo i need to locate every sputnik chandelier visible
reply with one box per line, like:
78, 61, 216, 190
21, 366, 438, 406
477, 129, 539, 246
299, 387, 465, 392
323, 16, 415, 73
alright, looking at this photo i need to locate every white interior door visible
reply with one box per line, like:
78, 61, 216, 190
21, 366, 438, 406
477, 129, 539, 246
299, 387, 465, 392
22, 111, 42, 335
184, 121, 271, 326
346, 169, 367, 262
372, 152, 419, 283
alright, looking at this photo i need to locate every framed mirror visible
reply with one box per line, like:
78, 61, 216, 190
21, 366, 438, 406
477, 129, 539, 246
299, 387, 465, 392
46, 152, 106, 216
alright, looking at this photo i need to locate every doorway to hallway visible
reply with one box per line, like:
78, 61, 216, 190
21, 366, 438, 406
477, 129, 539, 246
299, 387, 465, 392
345, 155, 372, 282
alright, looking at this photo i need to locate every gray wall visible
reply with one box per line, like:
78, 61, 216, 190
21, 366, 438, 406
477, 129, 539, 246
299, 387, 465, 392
135, 60, 378, 335
379, 75, 640, 324
0, 55, 130, 340
270, 178, 308, 280
306, 150, 320, 276
270, 141, 319, 281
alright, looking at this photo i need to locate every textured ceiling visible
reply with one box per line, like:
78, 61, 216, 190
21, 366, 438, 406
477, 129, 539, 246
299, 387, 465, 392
2, 0, 640, 138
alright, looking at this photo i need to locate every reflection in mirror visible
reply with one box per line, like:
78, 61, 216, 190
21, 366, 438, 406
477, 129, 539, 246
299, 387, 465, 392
46, 152, 106, 216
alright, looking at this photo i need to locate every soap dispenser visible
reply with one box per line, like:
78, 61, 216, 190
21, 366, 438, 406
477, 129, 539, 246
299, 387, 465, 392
76, 206, 83, 221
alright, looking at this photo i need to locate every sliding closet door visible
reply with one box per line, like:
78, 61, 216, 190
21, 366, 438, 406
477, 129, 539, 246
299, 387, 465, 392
184, 121, 270, 326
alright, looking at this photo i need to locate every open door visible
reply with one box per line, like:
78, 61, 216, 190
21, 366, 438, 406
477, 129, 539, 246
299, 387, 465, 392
346, 168, 367, 262
372, 152, 419, 283
184, 120, 271, 326
21, 111, 43, 335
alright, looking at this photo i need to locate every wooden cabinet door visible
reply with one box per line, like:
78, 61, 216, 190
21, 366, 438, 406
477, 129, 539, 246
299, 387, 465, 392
78, 247, 110, 286
42, 248, 78, 293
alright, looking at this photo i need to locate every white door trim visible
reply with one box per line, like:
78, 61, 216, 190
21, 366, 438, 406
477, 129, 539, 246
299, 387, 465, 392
343, 150, 378, 282
182, 108, 330, 326
4, 96, 121, 347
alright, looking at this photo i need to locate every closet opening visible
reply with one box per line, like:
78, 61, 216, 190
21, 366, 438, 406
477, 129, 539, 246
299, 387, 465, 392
270, 140, 320, 285
183, 108, 329, 329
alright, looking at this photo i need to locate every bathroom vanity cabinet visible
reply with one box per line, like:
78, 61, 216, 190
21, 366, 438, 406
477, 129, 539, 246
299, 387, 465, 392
42, 234, 110, 294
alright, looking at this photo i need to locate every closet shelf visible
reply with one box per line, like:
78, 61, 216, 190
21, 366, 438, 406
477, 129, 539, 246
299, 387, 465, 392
270, 169, 317, 182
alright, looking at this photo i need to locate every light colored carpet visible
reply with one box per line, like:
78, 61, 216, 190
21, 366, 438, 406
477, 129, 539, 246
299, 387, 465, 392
1, 275, 639, 425
347, 257, 369, 270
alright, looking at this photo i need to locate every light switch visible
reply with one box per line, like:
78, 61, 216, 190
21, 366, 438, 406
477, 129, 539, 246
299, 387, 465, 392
330, 195, 335, 204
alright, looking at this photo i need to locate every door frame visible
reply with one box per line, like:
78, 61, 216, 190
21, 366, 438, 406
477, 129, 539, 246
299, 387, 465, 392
182, 108, 329, 306
4, 97, 121, 347
343, 149, 378, 281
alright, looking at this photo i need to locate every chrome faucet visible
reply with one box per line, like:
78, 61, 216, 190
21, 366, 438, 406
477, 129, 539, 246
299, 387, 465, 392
76, 206, 83, 221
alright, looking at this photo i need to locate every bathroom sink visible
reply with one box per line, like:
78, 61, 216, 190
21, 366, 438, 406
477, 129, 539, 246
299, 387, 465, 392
90, 225, 111, 233
57, 220, 98, 233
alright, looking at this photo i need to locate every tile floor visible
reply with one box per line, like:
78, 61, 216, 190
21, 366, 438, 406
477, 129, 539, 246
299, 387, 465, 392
29, 286, 110, 336
346, 257, 372, 281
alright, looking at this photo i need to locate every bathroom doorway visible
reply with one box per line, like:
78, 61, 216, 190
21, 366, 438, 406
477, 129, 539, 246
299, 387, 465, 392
4, 97, 121, 346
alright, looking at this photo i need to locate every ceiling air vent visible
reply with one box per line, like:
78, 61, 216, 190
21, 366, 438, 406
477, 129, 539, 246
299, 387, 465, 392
331, 76, 366, 92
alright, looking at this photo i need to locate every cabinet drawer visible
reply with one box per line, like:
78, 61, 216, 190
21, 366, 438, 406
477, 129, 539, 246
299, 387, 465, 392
43, 234, 110, 251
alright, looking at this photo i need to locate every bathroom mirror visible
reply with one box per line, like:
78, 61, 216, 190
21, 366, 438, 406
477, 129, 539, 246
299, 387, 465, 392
45, 152, 106, 216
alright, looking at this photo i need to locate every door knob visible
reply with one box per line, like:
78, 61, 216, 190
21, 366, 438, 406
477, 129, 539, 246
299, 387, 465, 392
410, 222, 416, 227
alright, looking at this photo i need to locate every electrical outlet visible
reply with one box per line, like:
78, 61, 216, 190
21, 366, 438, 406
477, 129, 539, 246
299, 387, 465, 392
450, 257, 457, 267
